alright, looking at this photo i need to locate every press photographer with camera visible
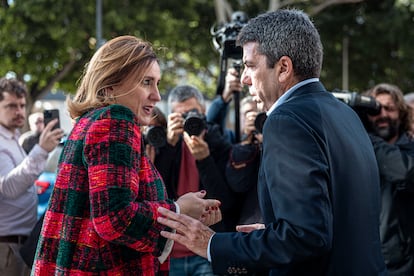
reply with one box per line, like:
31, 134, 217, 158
206, 66, 243, 144
142, 106, 167, 163
225, 95, 264, 228
153, 85, 239, 275
363, 83, 414, 276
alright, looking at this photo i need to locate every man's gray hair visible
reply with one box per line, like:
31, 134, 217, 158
167, 85, 205, 114
237, 9, 323, 80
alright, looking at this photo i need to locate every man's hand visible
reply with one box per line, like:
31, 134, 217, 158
157, 207, 215, 259
222, 67, 243, 103
183, 131, 209, 160
167, 112, 184, 147
38, 119, 64, 153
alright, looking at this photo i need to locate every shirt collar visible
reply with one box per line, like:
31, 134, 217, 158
0, 124, 20, 140
266, 78, 319, 116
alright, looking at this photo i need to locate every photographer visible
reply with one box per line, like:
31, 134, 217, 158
226, 96, 264, 226
364, 83, 414, 276
206, 67, 243, 144
154, 85, 239, 275
143, 106, 167, 163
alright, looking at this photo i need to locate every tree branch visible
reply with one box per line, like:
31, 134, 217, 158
38, 59, 77, 99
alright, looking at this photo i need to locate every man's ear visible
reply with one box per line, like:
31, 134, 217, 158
277, 56, 294, 83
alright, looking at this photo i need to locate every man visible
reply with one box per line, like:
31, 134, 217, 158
0, 77, 63, 275
19, 111, 44, 153
156, 9, 387, 275
404, 92, 414, 136
225, 95, 263, 226
206, 67, 244, 144
365, 83, 414, 275
154, 85, 238, 275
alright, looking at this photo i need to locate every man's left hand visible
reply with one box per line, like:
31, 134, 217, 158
183, 131, 210, 160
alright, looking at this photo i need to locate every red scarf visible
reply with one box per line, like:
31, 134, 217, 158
172, 140, 200, 257
176, 140, 199, 196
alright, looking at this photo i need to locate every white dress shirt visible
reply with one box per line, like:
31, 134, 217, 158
0, 124, 48, 236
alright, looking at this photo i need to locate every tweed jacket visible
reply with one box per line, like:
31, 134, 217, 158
32, 105, 176, 275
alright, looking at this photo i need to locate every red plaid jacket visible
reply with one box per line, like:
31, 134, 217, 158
32, 105, 176, 275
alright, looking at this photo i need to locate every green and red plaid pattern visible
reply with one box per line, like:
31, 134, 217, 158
32, 105, 176, 275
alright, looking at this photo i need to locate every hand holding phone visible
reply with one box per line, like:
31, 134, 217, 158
43, 109, 60, 130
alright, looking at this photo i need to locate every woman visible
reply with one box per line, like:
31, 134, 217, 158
32, 35, 220, 275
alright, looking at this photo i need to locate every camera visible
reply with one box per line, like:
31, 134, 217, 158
143, 126, 167, 148
254, 112, 267, 134
183, 109, 207, 136
332, 91, 381, 116
211, 11, 248, 60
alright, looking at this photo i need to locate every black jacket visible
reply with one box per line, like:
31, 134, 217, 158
226, 142, 262, 225
370, 133, 414, 276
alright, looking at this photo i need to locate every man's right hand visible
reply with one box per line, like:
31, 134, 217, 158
167, 112, 184, 146
38, 119, 64, 153
222, 67, 243, 103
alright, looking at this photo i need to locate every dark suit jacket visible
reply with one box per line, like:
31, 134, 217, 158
210, 82, 387, 275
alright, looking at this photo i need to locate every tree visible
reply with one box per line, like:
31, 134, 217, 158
1, 0, 414, 117
0, 0, 220, 113
317, 0, 414, 92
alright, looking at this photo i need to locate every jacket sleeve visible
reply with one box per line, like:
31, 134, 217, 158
206, 96, 229, 133
369, 134, 414, 191
84, 105, 176, 253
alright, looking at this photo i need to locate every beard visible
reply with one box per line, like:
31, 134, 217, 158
371, 117, 400, 142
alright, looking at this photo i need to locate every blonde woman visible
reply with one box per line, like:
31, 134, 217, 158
32, 35, 220, 275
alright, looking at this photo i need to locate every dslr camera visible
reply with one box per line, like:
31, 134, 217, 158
254, 112, 267, 134
183, 109, 207, 136
332, 91, 381, 116
332, 90, 381, 130
143, 126, 167, 148
211, 11, 248, 60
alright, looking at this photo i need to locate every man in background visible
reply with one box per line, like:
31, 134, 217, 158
365, 83, 414, 275
19, 111, 44, 153
0, 77, 63, 275
404, 92, 414, 136
154, 85, 238, 275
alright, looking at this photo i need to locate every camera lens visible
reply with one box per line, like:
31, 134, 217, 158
145, 126, 166, 148
183, 110, 207, 136
184, 117, 206, 136
254, 112, 267, 134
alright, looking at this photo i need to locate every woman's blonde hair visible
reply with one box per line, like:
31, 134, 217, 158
67, 35, 157, 119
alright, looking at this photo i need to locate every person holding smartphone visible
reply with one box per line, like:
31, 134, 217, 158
0, 77, 64, 276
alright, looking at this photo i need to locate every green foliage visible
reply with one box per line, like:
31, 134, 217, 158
317, 0, 414, 93
1, 0, 414, 113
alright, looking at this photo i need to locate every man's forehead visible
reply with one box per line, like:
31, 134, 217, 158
1, 91, 26, 102
172, 98, 202, 113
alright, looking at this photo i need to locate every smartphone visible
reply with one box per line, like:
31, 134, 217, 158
43, 109, 60, 130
